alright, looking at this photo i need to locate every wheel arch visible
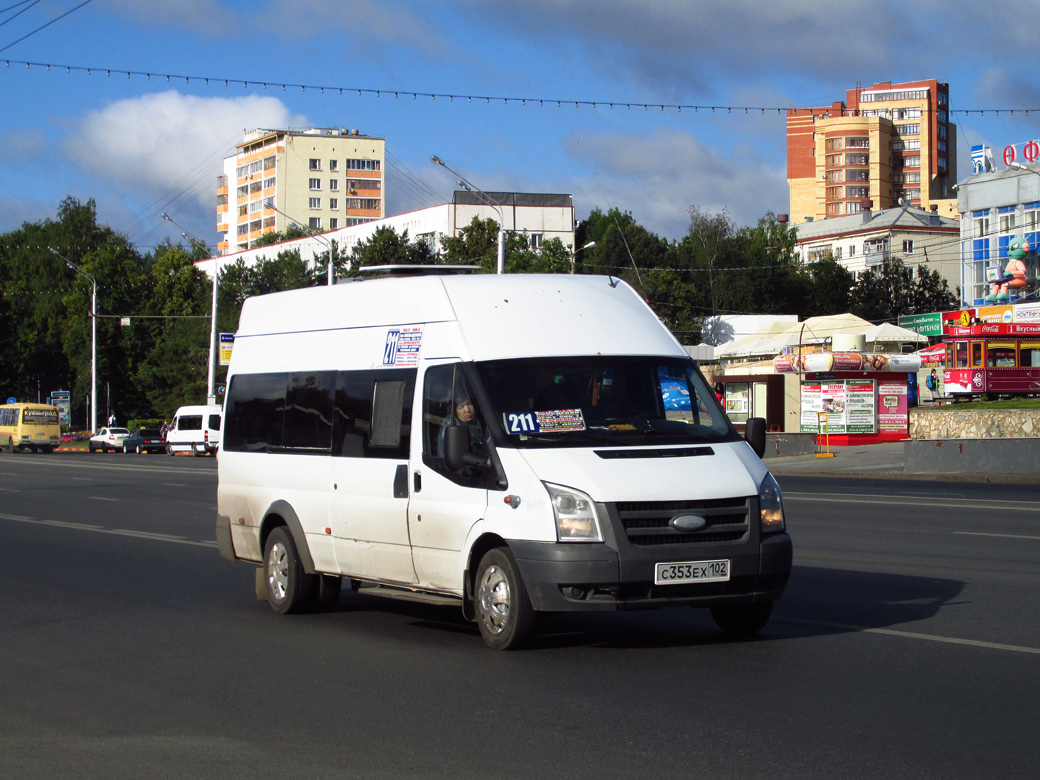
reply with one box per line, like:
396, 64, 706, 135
462, 532, 508, 621
259, 500, 317, 575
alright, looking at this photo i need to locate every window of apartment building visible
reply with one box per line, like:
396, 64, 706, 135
345, 158, 381, 171
905, 172, 921, 184
826, 154, 843, 167
347, 179, 381, 191
937, 109, 947, 123
309, 197, 320, 209
847, 170, 869, 182
849, 246, 856, 257
826, 138, 843, 151
217, 194, 228, 207
346, 198, 381, 210
938, 141, 947, 153
999, 206, 1017, 234
903, 240, 915, 254
330, 160, 339, 172
890, 107, 921, 120
846, 186, 869, 199
896, 189, 921, 202
309, 217, 321, 229
834, 246, 842, 259
249, 181, 262, 194
238, 205, 248, 217
827, 203, 843, 216
330, 218, 338, 229
845, 153, 869, 166
895, 123, 920, 136
237, 224, 248, 236
249, 200, 263, 213
237, 185, 248, 198
827, 186, 843, 199
846, 137, 869, 149
529, 233, 543, 249
1024, 202, 1040, 240
309, 158, 321, 171
827, 170, 844, 182
309, 178, 321, 190
263, 177, 276, 190
263, 217, 275, 230
892, 173, 904, 185
250, 220, 262, 233
903, 156, 921, 168
938, 125, 947, 139
330, 199, 338, 210
263, 156, 276, 171
329, 179, 339, 191
807, 247, 830, 261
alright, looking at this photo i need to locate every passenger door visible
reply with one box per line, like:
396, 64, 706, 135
329, 369, 418, 585
407, 363, 489, 594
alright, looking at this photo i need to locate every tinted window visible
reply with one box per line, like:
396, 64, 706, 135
333, 369, 414, 459
224, 373, 287, 452
283, 371, 335, 452
178, 415, 203, 431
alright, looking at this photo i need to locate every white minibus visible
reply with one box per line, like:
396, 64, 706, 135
216, 273, 792, 649
167, 404, 222, 456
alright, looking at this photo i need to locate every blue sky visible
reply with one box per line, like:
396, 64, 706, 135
3, 0, 1040, 252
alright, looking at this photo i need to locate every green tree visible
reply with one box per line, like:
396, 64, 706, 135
348, 226, 435, 274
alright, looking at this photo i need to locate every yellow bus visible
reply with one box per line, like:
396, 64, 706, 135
0, 403, 61, 453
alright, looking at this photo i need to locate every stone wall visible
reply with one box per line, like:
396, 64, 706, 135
909, 409, 1040, 439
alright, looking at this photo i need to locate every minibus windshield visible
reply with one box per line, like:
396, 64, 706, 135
475, 356, 734, 448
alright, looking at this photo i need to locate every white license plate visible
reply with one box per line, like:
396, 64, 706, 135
655, 559, 730, 585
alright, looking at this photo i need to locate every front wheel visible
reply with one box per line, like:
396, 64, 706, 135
710, 602, 773, 637
474, 548, 534, 650
263, 526, 316, 614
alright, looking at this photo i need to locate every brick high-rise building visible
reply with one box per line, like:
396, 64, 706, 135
787, 80, 957, 224
217, 127, 385, 255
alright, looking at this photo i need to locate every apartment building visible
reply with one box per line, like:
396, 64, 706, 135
787, 80, 958, 224
792, 204, 961, 293
217, 127, 385, 255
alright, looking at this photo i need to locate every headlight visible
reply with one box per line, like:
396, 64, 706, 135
543, 483, 603, 543
758, 472, 786, 533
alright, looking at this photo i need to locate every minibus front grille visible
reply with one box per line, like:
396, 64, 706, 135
615, 497, 751, 546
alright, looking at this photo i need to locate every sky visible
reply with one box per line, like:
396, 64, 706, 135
3, 0, 1040, 253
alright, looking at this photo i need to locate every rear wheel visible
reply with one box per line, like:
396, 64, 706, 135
474, 548, 534, 650
167, 445, 174, 456
136, 444, 142, 454
710, 602, 773, 637
263, 526, 316, 614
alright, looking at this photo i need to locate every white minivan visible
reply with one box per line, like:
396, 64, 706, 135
216, 273, 792, 649
168, 404, 222, 456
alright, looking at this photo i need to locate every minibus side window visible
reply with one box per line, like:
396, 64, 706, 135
224, 372, 288, 452
333, 368, 414, 459
282, 371, 335, 452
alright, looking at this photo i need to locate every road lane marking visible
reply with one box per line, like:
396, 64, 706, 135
954, 531, 1040, 541
0, 514, 216, 547
779, 616, 1040, 655
785, 493, 1040, 512
88, 496, 119, 502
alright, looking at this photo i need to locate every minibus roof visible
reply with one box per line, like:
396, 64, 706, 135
236, 274, 685, 361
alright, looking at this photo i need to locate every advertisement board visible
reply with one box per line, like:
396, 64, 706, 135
800, 380, 877, 434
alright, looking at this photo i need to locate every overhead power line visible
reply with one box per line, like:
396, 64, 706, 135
2, 57, 1038, 117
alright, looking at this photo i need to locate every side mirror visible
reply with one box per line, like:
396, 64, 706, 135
443, 426, 487, 473
744, 417, 766, 459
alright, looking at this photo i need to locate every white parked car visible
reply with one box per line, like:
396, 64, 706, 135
88, 427, 130, 453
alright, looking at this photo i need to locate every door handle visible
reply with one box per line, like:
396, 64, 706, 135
393, 464, 408, 498
413, 471, 422, 493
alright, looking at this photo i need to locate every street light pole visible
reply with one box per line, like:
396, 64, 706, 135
49, 248, 97, 432
431, 155, 506, 274
162, 213, 217, 405
263, 199, 334, 285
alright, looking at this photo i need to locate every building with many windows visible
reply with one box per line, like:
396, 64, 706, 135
787, 80, 957, 224
953, 144, 1040, 307
792, 204, 961, 292
217, 127, 385, 255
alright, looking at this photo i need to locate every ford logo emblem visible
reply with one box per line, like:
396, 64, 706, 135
670, 514, 708, 532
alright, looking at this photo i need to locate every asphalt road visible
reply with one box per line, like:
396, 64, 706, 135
2, 454, 1038, 779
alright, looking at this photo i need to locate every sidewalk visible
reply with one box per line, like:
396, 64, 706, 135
767, 440, 1040, 485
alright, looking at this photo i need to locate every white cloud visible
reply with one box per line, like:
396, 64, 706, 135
63, 90, 306, 194
100, 0, 237, 35
561, 127, 788, 238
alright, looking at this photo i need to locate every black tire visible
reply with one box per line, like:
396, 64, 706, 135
167, 445, 174, 456
88, 443, 96, 453
263, 526, 316, 614
136, 444, 142, 454
311, 574, 343, 612
710, 602, 773, 637
474, 547, 535, 650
